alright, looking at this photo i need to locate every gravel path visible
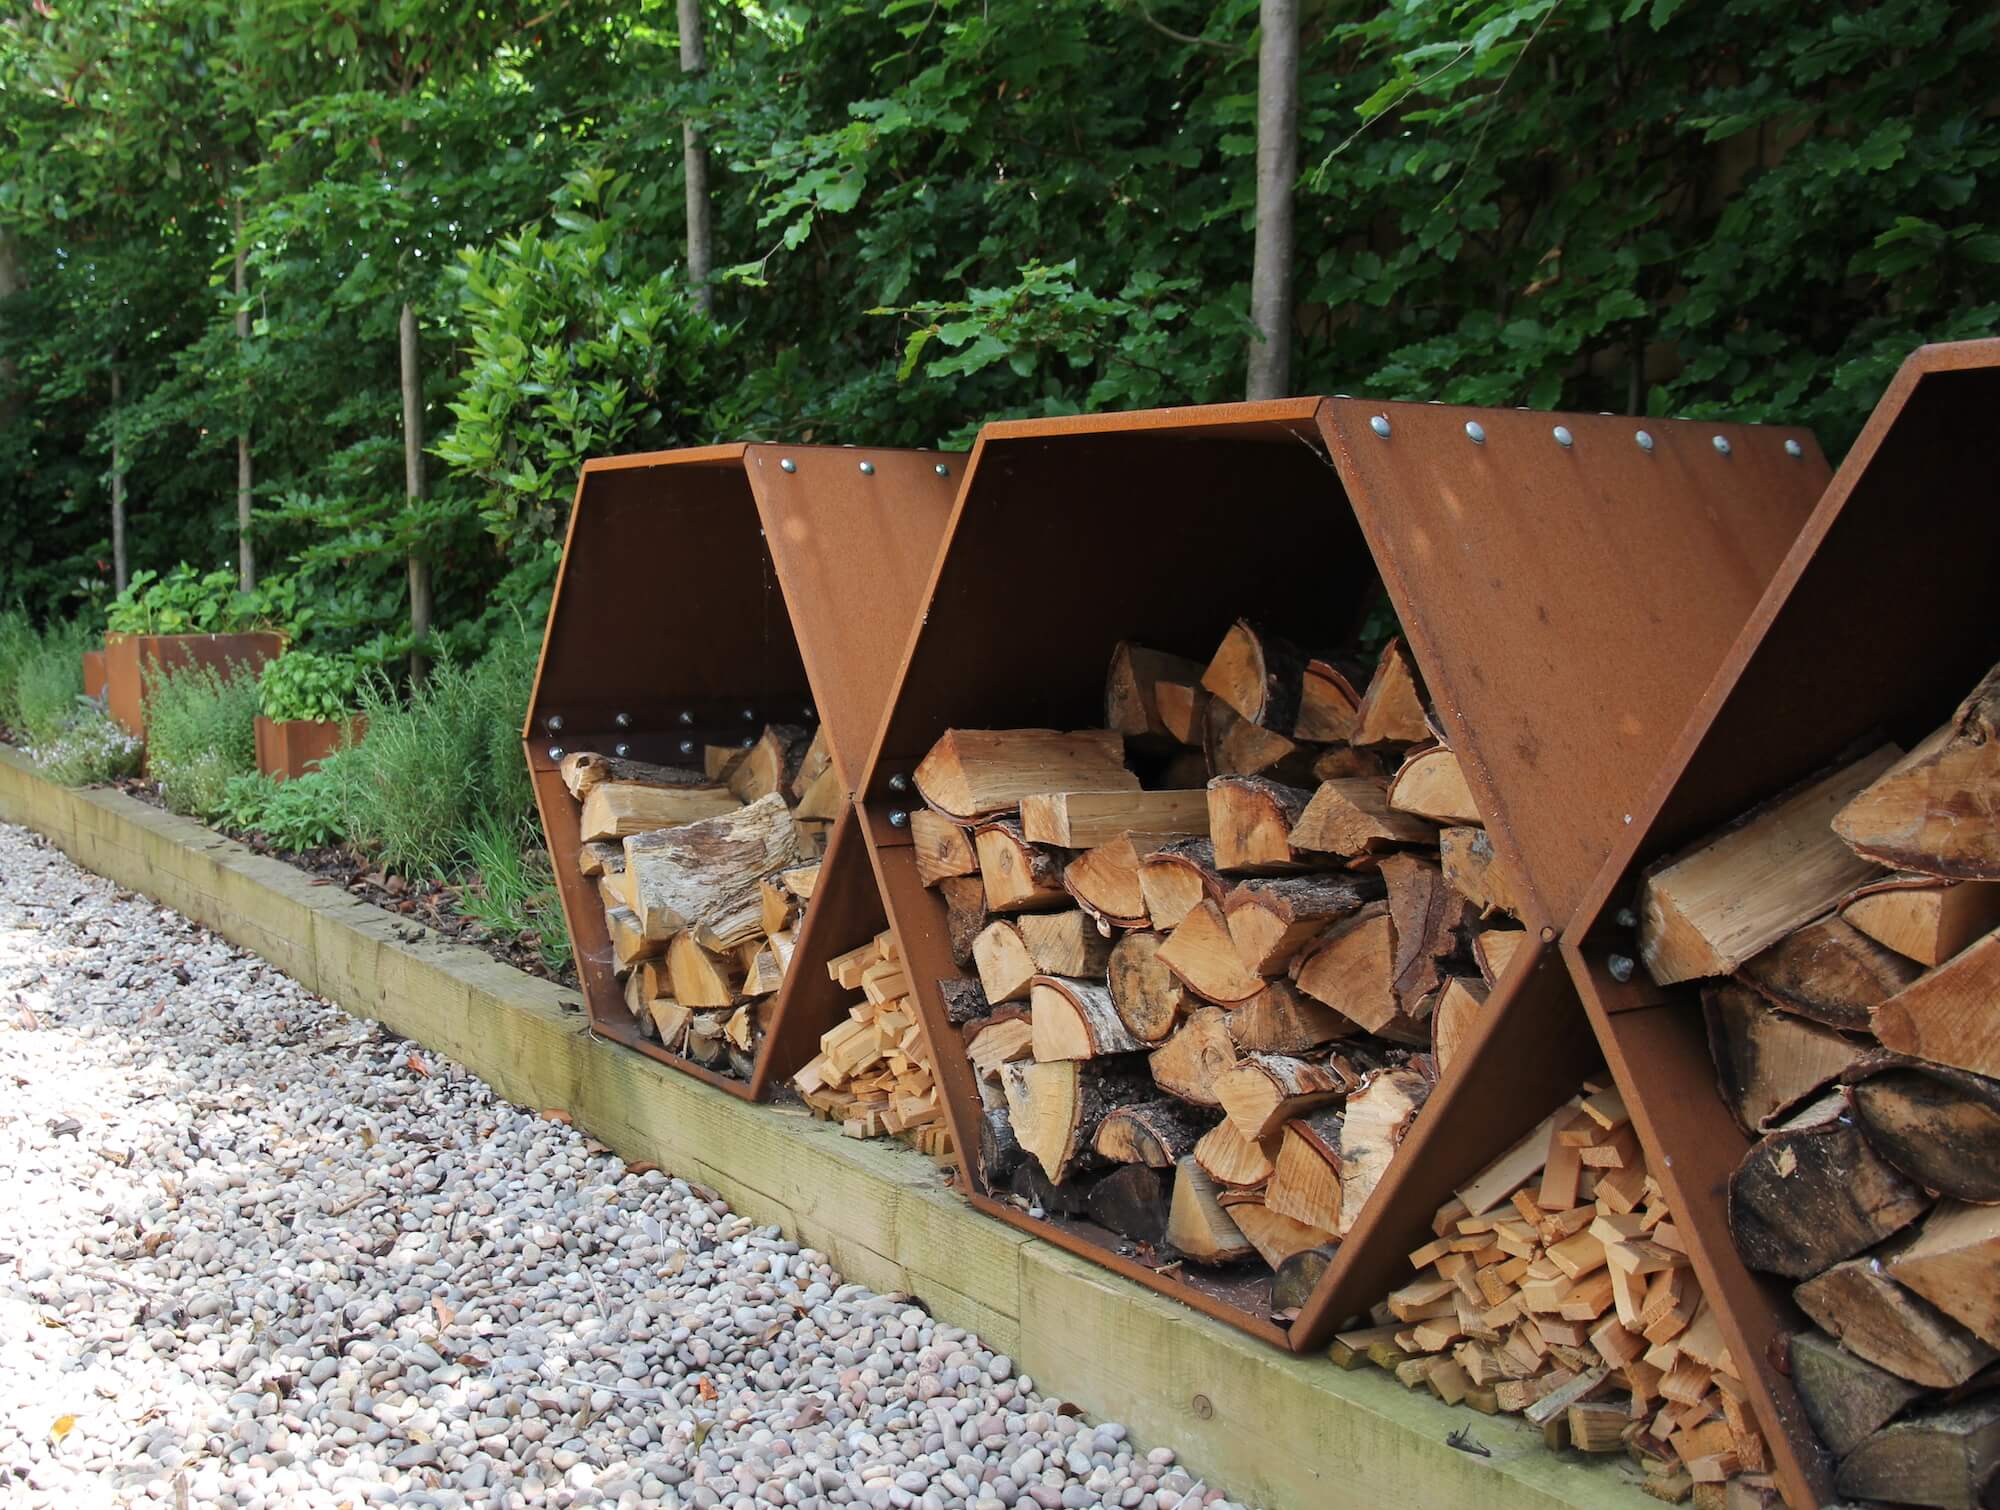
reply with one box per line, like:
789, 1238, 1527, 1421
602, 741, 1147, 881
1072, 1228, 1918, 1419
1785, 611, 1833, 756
0, 822, 1256, 1510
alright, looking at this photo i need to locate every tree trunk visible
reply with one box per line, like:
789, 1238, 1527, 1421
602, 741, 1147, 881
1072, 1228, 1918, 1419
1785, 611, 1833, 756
110, 366, 128, 591
678, 0, 714, 315
399, 300, 433, 683
1245, 0, 1298, 400
0, 228, 20, 430
233, 198, 256, 590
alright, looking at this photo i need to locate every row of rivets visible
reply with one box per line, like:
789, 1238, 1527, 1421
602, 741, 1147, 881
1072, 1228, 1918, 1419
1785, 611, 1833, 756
1371, 414, 1804, 456
777, 457, 951, 477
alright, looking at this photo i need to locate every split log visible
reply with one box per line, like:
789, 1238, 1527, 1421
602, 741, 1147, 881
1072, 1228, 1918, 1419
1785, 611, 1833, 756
668, 932, 740, 1008
1382, 853, 1474, 1009
1738, 913, 1920, 1032
1167, 1157, 1254, 1263
1106, 642, 1205, 744
1787, 1329, 1926, 1461
759, 875, 795, 937
1637, 745, 1902, 985
912, 809, 977, 887
1226, 978, 1356, 1053
561, 750, 715, 798
1193, 1118, 1278, 1187
1135, 838, 1225, 929
1158, 899, 1265, 1005
1272, 1245, 1339, 1315
972, 920, 1036, 1005
622, 792, 799, 942
1702, 981, 1867, 1135
1220, 1195, 1333, 1269
1842, 874, 2000, 967
1018, 910, 1114, 978
1092, 1099, 1213, 1168
1351, 637, 1429, 747
937, 977, 989, 1027
1727, 1089, 1932, 1279
1216, 1053, 1347, 1140
1431, 976, 1487, 1078
789, 724, 831, 801
1833, 664, 2000, 879
978, 1106, 1026, 1185
1223, 873, 1379, 975
1010, 1157, 1089, 1218
1290, 778, 1437, 858
1020, 788, 1209, 848
1887, 1202, 2000, 1349
1849, 1061, 2000, 1205
743, 946, 784, 997
1293, 903, 1423, 1044
1311, 744, 1385, 783
939, 874, 988, 968
1154, 681, 1209, 747
794, 760, 844, 821
1337, 1066, 1434, 1237
914, 729, 1136, 823
649, 998, 691, 1053
1265, 1108, 1344, 1233
1000, 1059, 1151, 1185
1201, 619, 1311, 734
966, 1016, 1033, 1082
1201, 697, 1308, 782
728, 723, 812, 803
1474, 928, 1528, 987
1439, 827, 1528, 920
1834, 1396, 2000, 1510
606, 906, 660, 971
581, 780, 740, 843
576, 839, 625, 879
1062, 836, 1156, 930
1105, 931, 1189, 1044
1299, 661, 1361, 744
1388, 744, 1483, 825
1872, 926, 2000, 1080
1147, 1005, 1238, 1107
1207, 775, 1313, 872
1029, 977, 1145, 1061
974, 820, 1070, 912
1084, 1164, 1172, 1244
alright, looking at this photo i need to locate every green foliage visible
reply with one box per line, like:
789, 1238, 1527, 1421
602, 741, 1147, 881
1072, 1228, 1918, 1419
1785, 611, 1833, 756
30, 710, 144, 787
217, 767, 349, 851
13, 625, 93, 744
105, 564, 305, 637
143, 662, 261, 819
459, 814, 572, 976
258, 649, 360, 724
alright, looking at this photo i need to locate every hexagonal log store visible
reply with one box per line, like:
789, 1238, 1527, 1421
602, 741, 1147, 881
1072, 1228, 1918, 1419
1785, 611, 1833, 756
1563, 338, 2000, 1510
527, 444, 958, 1102
855, 397, 1827, 1351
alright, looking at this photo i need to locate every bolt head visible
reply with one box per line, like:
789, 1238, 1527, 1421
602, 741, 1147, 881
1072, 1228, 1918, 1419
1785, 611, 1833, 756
740, 707, 756, 722
1712, 434, 1732, 456
1608, 954, 1637, 983
1369, 414, 1392, 439
1784, 437, 1804, 458
858, 461, 875, 476
888, 809, 908, 829
1615, 907, 1639, 929
546, 714, 564, 733
614, 743, 630, 758
677, 710, 694, 726
741, 736, 755, 749
548, 745, 565, 761
1464, 420, 1486, 445
1634, 430, 1655, 452
1552, 425, 1574, 449
615, 711, 632, 729
780, 457, 797, 474
934, 462, 950, 477
801, 706, 815, 720
888, 773, 909, 794
678, 739, 695, 755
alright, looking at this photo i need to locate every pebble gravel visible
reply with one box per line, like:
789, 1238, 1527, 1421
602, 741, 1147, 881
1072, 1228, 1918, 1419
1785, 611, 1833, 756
0, 821, 1260, 1510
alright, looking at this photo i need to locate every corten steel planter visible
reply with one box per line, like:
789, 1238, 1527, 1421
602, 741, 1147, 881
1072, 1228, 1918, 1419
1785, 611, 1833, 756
104, 631, 285, 742
1561, 338, 2000, 1510
254, 714, 364, 780
526, 444, 961, 1102
82, 649, 107, 700
854, 397, 1830, 1350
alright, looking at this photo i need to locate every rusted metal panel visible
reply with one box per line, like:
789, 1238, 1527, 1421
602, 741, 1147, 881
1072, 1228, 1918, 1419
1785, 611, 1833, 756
1562, 339, 2000, 1509
526, 444, 959, 1102
254, 714, 363, 781
104, 631, 285, 742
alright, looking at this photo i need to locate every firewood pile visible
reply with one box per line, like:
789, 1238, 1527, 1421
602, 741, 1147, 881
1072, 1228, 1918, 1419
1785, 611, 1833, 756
794, 931, 954, 1161
910, 620, 1528, 1286
561, 724, 843, 1080
1355, 1080, 1771, 1506
1631, 661, 2000, 1509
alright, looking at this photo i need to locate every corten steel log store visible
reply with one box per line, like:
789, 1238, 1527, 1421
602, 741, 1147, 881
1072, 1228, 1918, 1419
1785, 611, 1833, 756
526, 444, 960, 1101
853, 397, 1830, 1350
1563, 339, 2000, 1509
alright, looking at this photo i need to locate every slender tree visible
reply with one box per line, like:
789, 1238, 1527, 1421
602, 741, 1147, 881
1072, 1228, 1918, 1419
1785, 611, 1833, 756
1246, 0, 1298, 400
679, 0, 713, 315
109, 365, 128, 591
233, 197, 256, 589
400, 300, 432, 681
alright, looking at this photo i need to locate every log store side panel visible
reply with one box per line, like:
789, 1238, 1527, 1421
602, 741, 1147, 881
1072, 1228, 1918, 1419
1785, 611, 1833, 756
526, 444, 960, 1102
1562, 339, 2000, 1510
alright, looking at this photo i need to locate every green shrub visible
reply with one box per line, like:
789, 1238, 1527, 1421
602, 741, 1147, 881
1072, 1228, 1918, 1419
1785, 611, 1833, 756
105, 564, 310, 638
31, 710, 143, 786
219, 766, 349, 851
460, 814, 572, 975
12, 621, 95, 744
259, 650, 360, 724
144, 662, 261, 819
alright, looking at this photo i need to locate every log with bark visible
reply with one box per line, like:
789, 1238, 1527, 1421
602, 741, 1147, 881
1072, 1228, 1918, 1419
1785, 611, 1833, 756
1833, 662, 2000, 880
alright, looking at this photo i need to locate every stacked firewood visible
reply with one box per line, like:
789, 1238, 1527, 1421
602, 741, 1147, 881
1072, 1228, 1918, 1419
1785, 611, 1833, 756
1632, 661, 2000, 1509
563, 724, 841, 1079
794, 931, 954, 1161
1355, 1081, 1771, 1506
912, 621, 1527, 1279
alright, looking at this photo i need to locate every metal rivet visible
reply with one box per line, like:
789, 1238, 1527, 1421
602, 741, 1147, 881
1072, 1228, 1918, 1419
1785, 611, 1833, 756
1784, 438, 1804, 458
1464, 421, 1486, 445
678, 739, 695, 755
677, 710, 694, 726
740, 707, 756, 722
859, 461, 875, 476
888, 810, 908, 829
1634, 430, 1654, 452
1615, 907, 1639, 929
614, 743, 630, 758
888, 774, 910, 794
1552, 425, 1574, 449
546, 714, 564, 733
1712, 435, 1732, 456
801, 706, 815, 720
548, 745, 565, 761
614, 711, 632, 729
741, 736, 755, 748
1369, 415, 1391, 439
934, 463, 950, 477
1608, 955, 1636, 983
780, 458, 796, 474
